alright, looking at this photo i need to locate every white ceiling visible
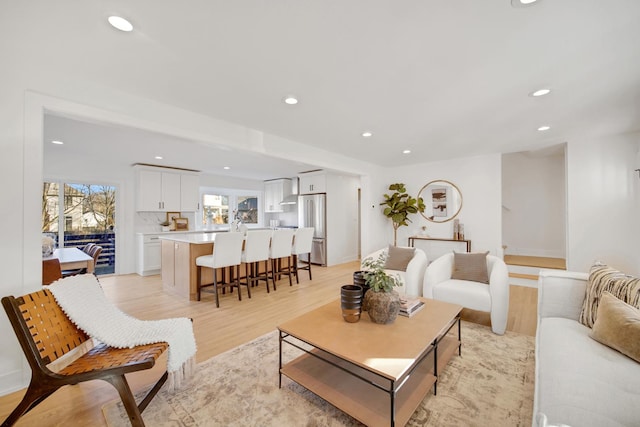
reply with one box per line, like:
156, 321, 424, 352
20, 1, 640, 179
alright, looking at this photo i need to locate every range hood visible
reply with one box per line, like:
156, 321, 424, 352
280, 178, 299, 205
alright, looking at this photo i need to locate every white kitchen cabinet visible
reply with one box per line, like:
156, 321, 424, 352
136, 233, 162, 276
136, 169, 180, 211
180, 174, 200, 211
299, 172, 326, 194
135, 166, 199, 211
264, 178, 291, 212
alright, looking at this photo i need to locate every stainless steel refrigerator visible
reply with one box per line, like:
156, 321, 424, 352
298, 193, 327, 266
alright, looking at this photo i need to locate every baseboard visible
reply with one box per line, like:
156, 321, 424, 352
0, 368, 27, 397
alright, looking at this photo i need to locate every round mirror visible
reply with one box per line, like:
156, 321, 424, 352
418, 180, 463, 223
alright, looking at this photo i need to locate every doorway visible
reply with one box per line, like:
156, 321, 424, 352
501, 144, 567, 279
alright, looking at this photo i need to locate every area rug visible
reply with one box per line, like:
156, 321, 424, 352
103, 321, 534, 426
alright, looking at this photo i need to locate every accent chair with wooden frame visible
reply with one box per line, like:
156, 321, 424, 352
1, 289, 168, 427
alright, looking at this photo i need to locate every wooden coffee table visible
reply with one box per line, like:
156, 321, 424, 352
278, 298, 462, 427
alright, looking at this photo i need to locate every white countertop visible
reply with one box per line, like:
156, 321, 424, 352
157, 232, 225, 244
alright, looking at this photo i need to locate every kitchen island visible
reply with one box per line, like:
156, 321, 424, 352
159, 232, 222, 300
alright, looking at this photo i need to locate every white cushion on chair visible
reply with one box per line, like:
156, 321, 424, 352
292, 227, 314, 256
431, 279, 491, 312
270, 229, 294, 259
196, 232, 244, 269
242, 230, 272, 263
424, 252, 509, 334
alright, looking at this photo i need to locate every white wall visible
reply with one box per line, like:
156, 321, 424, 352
502, 149, 566, 258
326, 173, 361, 266
360, 154, 503, 259
566, 133, 640, 274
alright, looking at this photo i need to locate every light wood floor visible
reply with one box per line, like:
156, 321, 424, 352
0, 261, 537, 426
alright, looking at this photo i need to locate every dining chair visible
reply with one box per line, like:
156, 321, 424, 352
61, 243, 102, 277
195, 232, 244, 307
291, 227, 315, 283
240, 229, 273, 293
42, 258, 62, 285
268, 229, 295, 287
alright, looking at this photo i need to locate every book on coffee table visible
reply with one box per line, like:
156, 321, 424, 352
399, 299, 425, 317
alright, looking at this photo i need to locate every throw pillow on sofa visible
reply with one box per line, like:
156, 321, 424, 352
580, 262, 640, 328
589, 292, 640, 363
383, 245, 415, 272
451, 251, 490, 284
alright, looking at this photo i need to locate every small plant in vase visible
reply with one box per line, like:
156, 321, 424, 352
361, 252, 402, 324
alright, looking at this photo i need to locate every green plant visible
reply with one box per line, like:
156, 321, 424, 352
361, 252, 401, 293
380, 183, 425, 246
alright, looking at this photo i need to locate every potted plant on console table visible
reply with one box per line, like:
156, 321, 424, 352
361, 252, 402, 324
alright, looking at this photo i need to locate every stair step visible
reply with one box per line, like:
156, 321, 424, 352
504, 255, 566, 270
509, 272, 538, 281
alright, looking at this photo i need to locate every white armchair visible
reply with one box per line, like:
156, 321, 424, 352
361, 246, 428, 297
423, 252, 509, 334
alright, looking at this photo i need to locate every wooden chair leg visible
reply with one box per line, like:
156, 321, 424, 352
234, 266, 242, 301
263, 260, 271, 292
104, 375, 145, 427
196, 266, 202, 301
293, 254, 299, 284
246, 264, 252, 298
308, 260, 312, 280
213, 272, 220, 308
1, 384, 56, 427
287, 256, 293, 286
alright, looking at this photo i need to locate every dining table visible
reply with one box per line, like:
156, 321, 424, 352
44, 247, 95, 273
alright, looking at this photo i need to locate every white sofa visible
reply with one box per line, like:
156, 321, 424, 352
423, 252, 509, 334
534, 270, 640, 427
361, 247, 428, 296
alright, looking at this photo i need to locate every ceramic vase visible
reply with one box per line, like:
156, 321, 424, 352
353, 271, 370, 309
363, 290, 401, 324
340, 284, 363, 323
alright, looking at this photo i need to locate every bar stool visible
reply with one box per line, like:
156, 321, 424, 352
291, 227, 315, 283
196, 232, 244, 307
240, 229, 273, 294
268, 229, 294, 287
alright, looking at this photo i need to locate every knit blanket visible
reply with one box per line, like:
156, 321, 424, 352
44, 274, 197, 391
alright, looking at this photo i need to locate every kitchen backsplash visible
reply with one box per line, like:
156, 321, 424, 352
135, 211, 196, 233
265, 210, 297, 227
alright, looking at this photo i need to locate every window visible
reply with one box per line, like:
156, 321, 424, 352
201, 190, 260, 226
42, 181, 117, 275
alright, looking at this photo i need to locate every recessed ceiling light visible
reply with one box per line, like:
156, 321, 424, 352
361, 131, 373, 138
511, 0, 539, 7
223, 166, 230, 170
403, 149, 411, 154
283, 96, 298, 105
108, 16, 133, 32
530, 88, 551, 97
51, 140, 64, 145
538, 126, 551, 131
154, 156, 163, 160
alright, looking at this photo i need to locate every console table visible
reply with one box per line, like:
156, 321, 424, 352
408, 236, 471, 260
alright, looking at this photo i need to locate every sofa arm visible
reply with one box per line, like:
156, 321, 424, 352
537, 270, 589, 321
